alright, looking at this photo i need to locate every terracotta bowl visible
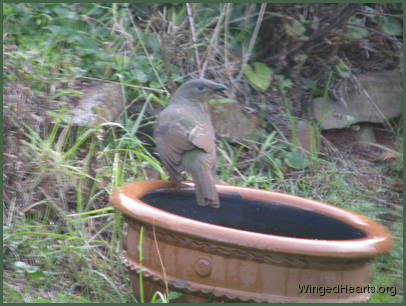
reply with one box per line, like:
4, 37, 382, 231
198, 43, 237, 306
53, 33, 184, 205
110, 180, 392, 302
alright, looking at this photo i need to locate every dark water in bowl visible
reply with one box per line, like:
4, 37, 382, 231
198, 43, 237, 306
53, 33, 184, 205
141, 190, 366, 240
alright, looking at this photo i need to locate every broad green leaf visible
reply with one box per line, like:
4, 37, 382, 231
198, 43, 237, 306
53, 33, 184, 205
167, 6, 186, 27
275, 74, 293, 89
382, 16, 402, 36
168, 291, 183, 301
209, 98, 236, 105
285, 19, 306, 38
132, 69, 148, 83
336, 60, 350, 78
243, 62, 273, 92
303, 78, 317, 90
284, 151, 307, 169
345, 16, 368, 40
52, 6, 78, 19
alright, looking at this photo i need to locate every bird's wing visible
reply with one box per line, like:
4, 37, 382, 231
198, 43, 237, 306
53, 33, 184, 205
154, 116, 195, 181
188, 124, 215, 154
155, 105, 216, 180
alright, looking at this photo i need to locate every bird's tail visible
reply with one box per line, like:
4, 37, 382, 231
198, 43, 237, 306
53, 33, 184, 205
193, 166, 220, 208
184, 152, 220, 208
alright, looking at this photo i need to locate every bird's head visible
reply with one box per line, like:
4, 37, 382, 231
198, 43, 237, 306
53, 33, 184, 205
172, 79, 227, 104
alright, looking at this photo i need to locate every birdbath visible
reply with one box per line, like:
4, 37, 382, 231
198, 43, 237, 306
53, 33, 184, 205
111, 180, 392, 302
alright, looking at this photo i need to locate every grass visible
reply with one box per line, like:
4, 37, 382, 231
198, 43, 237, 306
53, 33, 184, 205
3, 3, 403, 303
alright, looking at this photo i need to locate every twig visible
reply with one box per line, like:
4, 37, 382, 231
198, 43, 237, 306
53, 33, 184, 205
6, 197, 17, 227
357, 10, 402, 19
78, 76, 167, 94
200, 4, 228, 78
345, 22, 401, 42
111, 4, 134, 50
186, 3, 201, 71
127, 7, 168, 93
217, 146, 246, 179
348, 71, 396, 133
223, 3, 232, 70
152, 225, 170, 299
266, 4, 358, 62
236, 3, 267, 80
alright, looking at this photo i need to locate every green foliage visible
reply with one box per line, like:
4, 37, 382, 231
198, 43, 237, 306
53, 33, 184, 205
243, 62, 273, 92
4, 3, 172, 92
3, 2, 402, 303
151, 291, 183, 303
369, 222, 403, 303
335, 59, 350, 78
382, 16, 402, 36
345, 16, 369, 40
3, 219, 133, 303
3, 94, 164, 302
274, 74, 293, 90
166, 5, 187, 27
346, 8, 402, 41
283, 151, 307, 170
284, 19, 306, 39
218, 131, 311, 188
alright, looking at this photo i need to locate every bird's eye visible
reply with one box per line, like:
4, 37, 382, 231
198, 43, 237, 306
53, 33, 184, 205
196, 85, 204, 91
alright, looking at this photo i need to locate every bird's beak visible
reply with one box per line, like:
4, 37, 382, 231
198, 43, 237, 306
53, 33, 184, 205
213, 84, 227, 91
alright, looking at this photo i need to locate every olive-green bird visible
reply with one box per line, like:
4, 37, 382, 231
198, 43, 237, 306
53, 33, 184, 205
154, 79, 226, 208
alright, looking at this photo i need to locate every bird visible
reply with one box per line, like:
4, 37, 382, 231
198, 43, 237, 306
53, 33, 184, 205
154, 79, 226, 208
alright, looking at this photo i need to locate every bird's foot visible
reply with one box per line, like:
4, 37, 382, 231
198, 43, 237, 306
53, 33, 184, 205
197, 199, 220, 208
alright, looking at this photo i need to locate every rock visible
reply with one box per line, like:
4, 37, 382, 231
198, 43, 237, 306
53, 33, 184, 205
71, 82, 125, 126
210, 102, 261, 143
312, 69, 402, 130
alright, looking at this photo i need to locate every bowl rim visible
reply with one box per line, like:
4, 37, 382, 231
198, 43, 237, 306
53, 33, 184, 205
111, 180, 392, 258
